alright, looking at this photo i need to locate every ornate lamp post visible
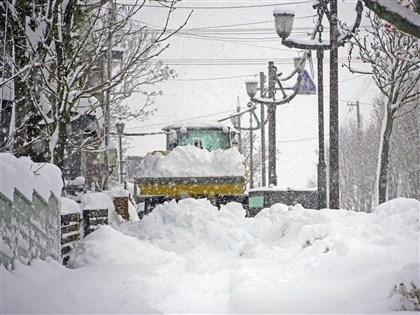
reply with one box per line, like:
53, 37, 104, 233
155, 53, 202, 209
219, 101, 261, 188
245, 58, 306, 186
273, 1, 363, 209
115, 120, 125, 184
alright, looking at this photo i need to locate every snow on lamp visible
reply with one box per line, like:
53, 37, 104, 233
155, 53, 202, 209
245, 79, 259, 98
273, 9, 295, 39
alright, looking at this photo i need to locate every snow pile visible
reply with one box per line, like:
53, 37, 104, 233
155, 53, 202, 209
138, 145, 245, 177
2, 197, 419, 314
68, 225, 178, 267
81, 192, 115, 210
0, 153, 62, 201
60, 197, 81, 215
117, 199, 253, 257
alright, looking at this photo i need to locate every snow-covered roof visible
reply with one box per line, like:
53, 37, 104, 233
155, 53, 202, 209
162, 121, 230, 131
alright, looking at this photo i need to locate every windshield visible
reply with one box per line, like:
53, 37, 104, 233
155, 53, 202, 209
167, 129, 230, 151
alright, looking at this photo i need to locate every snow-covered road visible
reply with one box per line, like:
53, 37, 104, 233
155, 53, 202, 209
3, 198, 420, 314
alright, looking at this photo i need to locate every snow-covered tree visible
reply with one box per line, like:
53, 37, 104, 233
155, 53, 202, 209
0, 0, 189, 173
362, 0, 420, 38
339, 99, 383, 212
384, 99, 420, 199
345, 9, 420, 205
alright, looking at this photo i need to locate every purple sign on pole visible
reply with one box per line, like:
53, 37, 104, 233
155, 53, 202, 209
294, 70, 316, 95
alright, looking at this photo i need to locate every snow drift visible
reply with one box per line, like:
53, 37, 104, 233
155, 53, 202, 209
2, 198, 419, 314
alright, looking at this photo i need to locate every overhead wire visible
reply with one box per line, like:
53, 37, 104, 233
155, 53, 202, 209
117, 0, 374, 140
117, 1, 313, 9
126, 73, 374, 133
350, 76, 373, 102
124, 108, 236, 131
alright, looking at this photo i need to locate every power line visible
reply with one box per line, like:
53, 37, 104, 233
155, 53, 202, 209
118, 1, 312, 9
171, 72, 367, 83
147, 58, 364, 66
124, 108, 236, 131
184, 15, 317, 31
277, 136, 318, 143
351, 77, 373, 101
172, 74, 257, 81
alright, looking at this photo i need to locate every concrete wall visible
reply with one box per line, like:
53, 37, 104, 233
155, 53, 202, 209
0, 189, 60, 270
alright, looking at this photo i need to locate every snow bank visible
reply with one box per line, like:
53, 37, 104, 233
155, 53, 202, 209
138, 145, 245, 177
2, 197, 419, 314
118, 199, 252, 257
68, 225, 179, 267
0, 153, 62, 201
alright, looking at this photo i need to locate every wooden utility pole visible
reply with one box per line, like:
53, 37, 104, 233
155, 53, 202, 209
236, 97, 242, 154
317, 49, 327, 209
260, 72, 267, 187
329, 0, 340, 209
267, 61, 278, 186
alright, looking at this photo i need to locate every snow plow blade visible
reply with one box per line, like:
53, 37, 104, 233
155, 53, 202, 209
134, 176, 247, 213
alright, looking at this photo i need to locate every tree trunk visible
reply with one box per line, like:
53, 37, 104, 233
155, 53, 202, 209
54, 120, 68, 170
11, 2, 32, 157
376, 104, 394, 204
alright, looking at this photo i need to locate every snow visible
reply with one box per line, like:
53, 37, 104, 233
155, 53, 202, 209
371, 0, 420, 29
138, 145, 246, 177
81, 192, 115, 211
0, 153, 62, 201
273, 8, 295, 16
2, 197, 419, 314
162, 121, 230, 131
245, 78, 259, 84
250, 184, 318, 192
61, 197, 82, 215
67, 91, 104, 128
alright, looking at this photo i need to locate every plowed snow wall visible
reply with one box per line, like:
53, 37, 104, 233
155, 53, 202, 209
0, 189, 60, 270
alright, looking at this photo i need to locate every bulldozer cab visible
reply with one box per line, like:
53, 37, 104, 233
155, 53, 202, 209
163, 122, 233, 151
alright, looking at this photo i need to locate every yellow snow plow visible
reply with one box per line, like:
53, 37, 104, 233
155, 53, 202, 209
134, 122, 248, 214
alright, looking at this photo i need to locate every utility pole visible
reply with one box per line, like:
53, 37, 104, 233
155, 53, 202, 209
329, 0, 340, 209
267, 61, 277, 186
103, 0, 115, 189
317, 49, 327, 209
249, 103, 254, 189
236, 97, 242, 154
347, 101, 361, 129
259, 72, 267, 187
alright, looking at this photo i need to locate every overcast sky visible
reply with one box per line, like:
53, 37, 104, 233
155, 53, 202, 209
120, 0, 379, 188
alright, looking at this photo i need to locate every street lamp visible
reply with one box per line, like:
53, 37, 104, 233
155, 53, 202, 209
219, 100, 261, 189
273, 9, 294, 39
115, 119, 125, 184
245, 77, 268, 186
245, 59, 305, 186
245, 79, 258, 98
273, 1, 363, 209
